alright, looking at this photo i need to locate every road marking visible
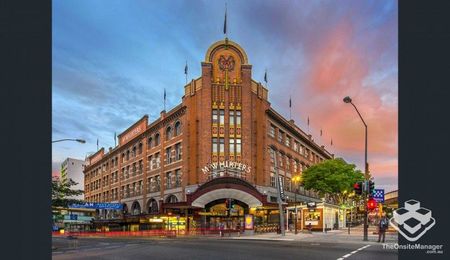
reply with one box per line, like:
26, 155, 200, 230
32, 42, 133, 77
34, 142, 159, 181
336, 245, 371, 259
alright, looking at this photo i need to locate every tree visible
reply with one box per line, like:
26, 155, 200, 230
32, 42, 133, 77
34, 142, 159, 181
302, 158, 364, 205
52, 176, 84, 208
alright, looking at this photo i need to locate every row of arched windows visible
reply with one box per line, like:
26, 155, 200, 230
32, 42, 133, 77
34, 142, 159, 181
147, 121, 182, 148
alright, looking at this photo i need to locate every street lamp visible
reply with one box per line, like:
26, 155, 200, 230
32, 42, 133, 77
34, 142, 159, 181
52, 139, 86, 144
292, 175, 302, 235
343, 96, 369, 241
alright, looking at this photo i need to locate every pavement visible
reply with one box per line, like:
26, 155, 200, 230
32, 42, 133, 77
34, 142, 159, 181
52, 228, 398, 260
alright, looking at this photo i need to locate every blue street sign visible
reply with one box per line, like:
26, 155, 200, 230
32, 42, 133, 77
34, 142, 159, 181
372, 189, 384, 203
69, 214, 78, 220
69, 202, 123, 210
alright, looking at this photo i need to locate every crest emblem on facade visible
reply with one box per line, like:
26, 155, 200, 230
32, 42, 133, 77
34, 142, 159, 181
218, 55, 235, 71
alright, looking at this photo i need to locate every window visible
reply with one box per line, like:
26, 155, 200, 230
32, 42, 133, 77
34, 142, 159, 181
174, 121, 182, 136
219, 138, 225, 153
175, 169, 181, 187
294, 141, 299, 153
286, 158, 290, 171
270, 172, 276, 187
219, 110, 225, 125
229, 139, 235, 156
269, 149, 275, 164
165, 172, 172, 189
165, 147, 172, 164
229, 111, 235, 126
293, 160, 298, 173
236, 111, 241, 125
212, 138, 218, 153
166, 126, 172, 141
269, 124, 275, 137
279, 152, 284, 167
278, 130, 284, 143
132, 146, 136, 157
147, 137, 153, 148
285, 135, 291, 147
154, 133, 160, 146
236, 138, 241, 154
148, 155, 153, 170
175, 143, 182, 161
155, 175, 161, 191
126, 150, 130, 161
155, 153, 161, 168
138, 143, 143, 154
212, 110, 218, 124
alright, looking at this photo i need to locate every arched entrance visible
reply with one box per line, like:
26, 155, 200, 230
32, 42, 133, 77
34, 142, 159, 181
147, 198, 159, 214
204, 198, 249, 230
186, 177, 270, 231
131, 201, 141, 215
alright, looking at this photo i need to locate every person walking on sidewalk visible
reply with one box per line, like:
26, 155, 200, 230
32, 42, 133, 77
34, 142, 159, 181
378, 213, 389, 243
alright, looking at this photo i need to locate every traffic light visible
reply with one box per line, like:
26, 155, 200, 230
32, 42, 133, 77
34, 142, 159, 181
367, 198, 377, 210
353, 181, 363, 195
368, 181, 375, 196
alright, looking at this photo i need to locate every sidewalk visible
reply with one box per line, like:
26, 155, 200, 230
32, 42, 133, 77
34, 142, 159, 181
226, 229, 398, 244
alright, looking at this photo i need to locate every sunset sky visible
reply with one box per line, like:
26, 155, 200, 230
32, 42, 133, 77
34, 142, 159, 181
52, 0, 398, 192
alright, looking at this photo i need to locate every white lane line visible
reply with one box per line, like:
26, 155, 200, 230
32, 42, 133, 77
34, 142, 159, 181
336, 244, 371, 259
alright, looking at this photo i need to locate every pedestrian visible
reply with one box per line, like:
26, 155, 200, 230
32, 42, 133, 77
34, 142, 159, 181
378, 213, 389, 243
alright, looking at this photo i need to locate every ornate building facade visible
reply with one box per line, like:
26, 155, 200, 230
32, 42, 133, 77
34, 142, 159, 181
83, 38, 334, 232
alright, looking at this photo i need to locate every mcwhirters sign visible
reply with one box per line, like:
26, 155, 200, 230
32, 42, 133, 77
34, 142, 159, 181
201, 160, 251, 174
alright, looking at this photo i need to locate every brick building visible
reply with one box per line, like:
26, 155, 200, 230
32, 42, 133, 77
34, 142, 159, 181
83, 38, 334, 232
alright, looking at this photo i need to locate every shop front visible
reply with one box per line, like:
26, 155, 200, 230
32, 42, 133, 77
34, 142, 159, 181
287, 202, 345, 231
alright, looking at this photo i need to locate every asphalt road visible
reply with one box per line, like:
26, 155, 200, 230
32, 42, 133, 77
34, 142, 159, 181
52, 237, 398, 260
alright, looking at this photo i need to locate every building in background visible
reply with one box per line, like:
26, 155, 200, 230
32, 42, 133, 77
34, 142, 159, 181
61, 157, 85, 200
83, 37, 337, 232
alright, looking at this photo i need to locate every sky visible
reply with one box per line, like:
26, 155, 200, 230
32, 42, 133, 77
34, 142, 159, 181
52, 0, 398, 192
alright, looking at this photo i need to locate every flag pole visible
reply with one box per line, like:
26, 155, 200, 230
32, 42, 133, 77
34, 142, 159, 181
289, 95, 292, 120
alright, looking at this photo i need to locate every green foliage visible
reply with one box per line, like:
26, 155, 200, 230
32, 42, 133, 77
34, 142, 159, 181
52, 176, 84, 208
302, 158, 364, 204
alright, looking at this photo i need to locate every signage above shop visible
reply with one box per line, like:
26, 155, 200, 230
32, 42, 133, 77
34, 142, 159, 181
69, 202, 123, 210
201, 160, 251, 174
307, 202, 317, 211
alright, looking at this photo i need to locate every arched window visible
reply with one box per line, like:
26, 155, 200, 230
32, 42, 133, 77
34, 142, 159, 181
147, 137, 153, 148
174, 121, 182, 136
166, 126, 172, 141
131, 201, 141, 215
138, 142, 143, 154
126, 150, 130, 160
166, 194, 178, 203
155, 133, 160, 146
147, 198, 159, 214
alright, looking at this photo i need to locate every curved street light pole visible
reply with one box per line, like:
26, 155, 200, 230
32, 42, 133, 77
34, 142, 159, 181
343, 96, 369, 241
52, 138, 86, 144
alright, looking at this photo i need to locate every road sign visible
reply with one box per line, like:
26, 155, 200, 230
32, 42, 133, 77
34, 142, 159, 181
372, 189, 384, 203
